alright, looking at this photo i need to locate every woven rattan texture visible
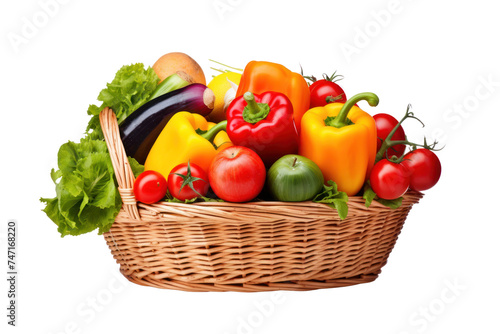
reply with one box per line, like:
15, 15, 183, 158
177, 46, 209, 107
99, 108, 422, 292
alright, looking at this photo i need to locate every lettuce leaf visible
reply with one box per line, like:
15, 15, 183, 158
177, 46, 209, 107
312, 180, 349, 220
363, 182, 403, 209
85, 63, 159, 139
41, 137, 143, 237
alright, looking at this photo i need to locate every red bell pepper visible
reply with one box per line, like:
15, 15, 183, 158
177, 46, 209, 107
226, 91, 299, 166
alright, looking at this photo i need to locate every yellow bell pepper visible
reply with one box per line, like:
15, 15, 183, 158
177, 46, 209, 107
299, 93, 379, 196
144, 112, 230, 180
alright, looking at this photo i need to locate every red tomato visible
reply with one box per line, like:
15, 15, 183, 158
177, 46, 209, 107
209, 146, 266, 202
309, 80, 347, 108
133, 170, 168, 204
167, 162, 209, 201
373, 113, 406, 158
370, 159, 410, 200
401, 149, 441, 191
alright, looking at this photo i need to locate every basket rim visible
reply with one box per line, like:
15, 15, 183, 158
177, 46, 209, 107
137, 190, 423, 209
110, 190, 423, 225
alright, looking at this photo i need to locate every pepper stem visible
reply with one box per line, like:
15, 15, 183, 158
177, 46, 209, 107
242, 92, 271, 124
244, 92, 261, 114
329, 92, 379, 128
200, 120, 227, 142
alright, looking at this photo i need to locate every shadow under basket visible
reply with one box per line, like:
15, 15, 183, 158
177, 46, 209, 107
100, 108, 423, 292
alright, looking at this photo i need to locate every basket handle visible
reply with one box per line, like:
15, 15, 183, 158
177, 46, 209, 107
99, 107, 141, 221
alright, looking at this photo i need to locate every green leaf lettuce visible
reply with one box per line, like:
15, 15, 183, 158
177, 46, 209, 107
85, 63, 159, 139
363, 182, 403, 209
41, 137, 143, 237
312, 180, 349, 220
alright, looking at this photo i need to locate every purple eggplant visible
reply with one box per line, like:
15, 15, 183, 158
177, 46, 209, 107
120, 83, 215, 164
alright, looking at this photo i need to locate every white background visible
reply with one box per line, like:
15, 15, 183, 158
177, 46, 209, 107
1, 0, 499, 333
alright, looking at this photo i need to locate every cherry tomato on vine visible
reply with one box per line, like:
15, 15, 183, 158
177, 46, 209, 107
167, 162, 209, 201
370, 159, 410, 200
133, 170, 168, 204
401, 149, 441, 191
309, 80, 347, 108
374, 113, 406, 158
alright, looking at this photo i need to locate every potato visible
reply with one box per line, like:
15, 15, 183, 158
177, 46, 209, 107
152, 52, 206, 85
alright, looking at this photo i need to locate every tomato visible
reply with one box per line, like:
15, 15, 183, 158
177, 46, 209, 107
401, 149, 441, 191
167, 162, 209, 201
267, 155, 324, 202
373, 113, 406, 158
209, 146, 266, 202
309, 80, 347, 108
370, 159, 410, 200
133, 170, 168, 204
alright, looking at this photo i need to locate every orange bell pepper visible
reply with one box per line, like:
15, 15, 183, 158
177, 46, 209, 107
299, 93, 379, 196
236, 61, 310, 131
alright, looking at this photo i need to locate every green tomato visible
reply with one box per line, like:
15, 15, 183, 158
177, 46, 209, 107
267, 154, 324, 202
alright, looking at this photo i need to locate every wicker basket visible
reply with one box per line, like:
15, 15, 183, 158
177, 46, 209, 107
99, 107, 423, 292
